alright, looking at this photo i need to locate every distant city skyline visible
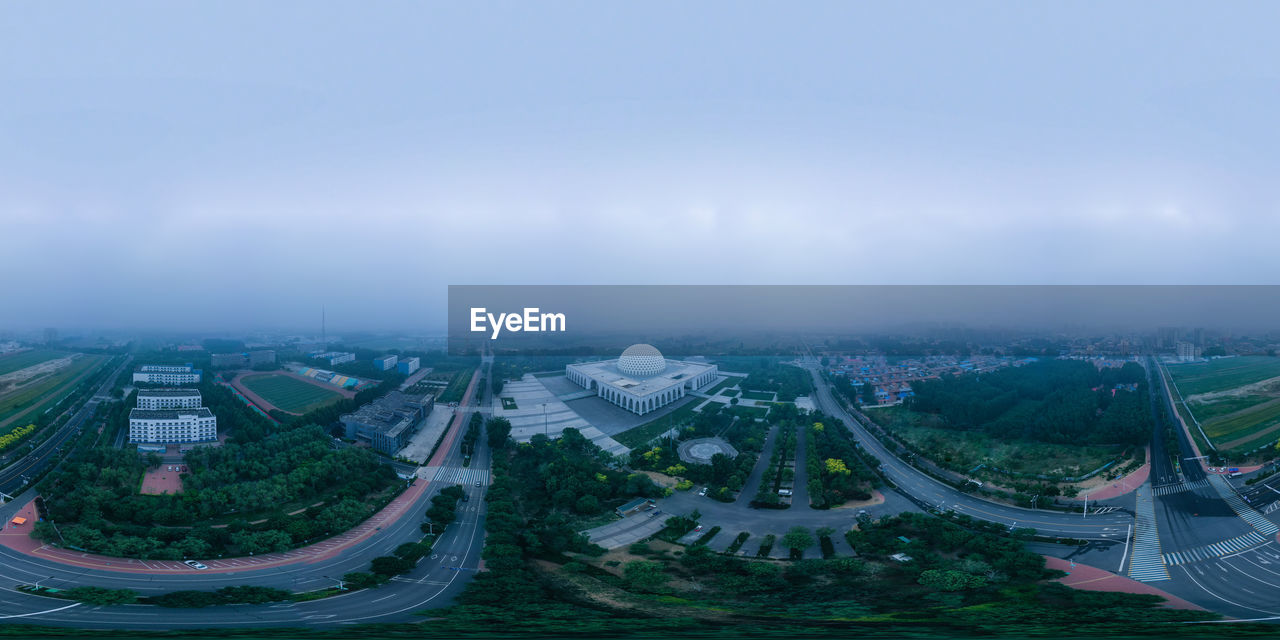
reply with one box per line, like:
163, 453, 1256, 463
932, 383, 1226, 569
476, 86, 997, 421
4, 2, 1279, 330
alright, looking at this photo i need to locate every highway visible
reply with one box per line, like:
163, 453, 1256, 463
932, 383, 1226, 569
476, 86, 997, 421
0, 355, 131, 496
0, 362, 493, 628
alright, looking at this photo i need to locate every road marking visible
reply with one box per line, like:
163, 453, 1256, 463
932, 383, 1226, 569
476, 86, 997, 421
1117, 523, 1132, 573
1128, 483, 1169, 581
1208, 475, 1280, 535
0, 602, 81, 619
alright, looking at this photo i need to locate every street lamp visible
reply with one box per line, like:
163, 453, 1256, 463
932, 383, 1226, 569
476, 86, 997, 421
33, 575, 54, 590
542, 403, 548, 437
324, 575, 346, 591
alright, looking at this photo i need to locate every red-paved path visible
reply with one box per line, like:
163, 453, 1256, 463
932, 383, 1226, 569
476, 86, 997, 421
0, 367, 481, 576
1064, 447, 1151, 502
1044, 556, 1206, 611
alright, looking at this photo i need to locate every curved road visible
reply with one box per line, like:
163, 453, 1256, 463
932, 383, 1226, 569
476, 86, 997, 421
0, 363, 493, 628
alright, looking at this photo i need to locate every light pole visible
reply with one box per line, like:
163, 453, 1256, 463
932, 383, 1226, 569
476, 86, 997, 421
542, 403, 548, 437
324, 575, 346, 591
34, 576, 54, 590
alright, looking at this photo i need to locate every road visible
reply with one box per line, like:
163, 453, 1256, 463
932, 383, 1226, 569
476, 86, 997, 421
0, 356, 131, 496
804, 361, 1133, 541
0, 362, 493, 628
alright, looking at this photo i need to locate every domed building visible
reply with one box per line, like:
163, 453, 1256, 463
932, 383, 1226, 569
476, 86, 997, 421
566, 343, 719, 416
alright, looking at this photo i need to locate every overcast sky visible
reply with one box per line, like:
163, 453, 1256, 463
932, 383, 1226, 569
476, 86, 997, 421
3, 2, 1278, 333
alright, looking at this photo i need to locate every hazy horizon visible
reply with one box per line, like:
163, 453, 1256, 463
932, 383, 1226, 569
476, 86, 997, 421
5, 2, 1279, 331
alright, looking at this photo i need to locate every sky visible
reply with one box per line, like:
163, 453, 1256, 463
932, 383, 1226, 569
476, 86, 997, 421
3, 2, 1279, 333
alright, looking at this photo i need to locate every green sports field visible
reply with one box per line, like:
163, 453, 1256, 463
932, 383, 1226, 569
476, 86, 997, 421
1168, 356, 1280, 451
241, 374, 343, 414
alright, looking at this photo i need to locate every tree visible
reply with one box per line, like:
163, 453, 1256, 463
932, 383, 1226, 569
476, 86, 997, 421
487, 417, 512, 449
622, 560, 667, 592
824, 458, 851, 475
371, 555, 414, 576
782, 526, 815, 551
861, 382, 877, 405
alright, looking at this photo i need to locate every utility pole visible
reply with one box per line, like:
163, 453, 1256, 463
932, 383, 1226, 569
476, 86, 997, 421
542, 403, 548, 437
1083, 492, 1088, 518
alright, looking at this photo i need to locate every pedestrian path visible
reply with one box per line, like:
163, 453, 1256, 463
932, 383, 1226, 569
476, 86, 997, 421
1151, 478, 1210, 497
1128, 484, 1169, 582
1209, 474, 1280, 535
1163, 531, 1268, 566
419, 465, 490, 486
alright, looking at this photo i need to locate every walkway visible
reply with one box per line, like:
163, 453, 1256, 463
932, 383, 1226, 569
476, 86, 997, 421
1128, 485, 1169, 582
1045, 556, 1205, 610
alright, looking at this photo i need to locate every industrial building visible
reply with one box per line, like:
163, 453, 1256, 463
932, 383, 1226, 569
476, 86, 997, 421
136, 388, 203, 410
248, 350, 275, 366
397, 356, 420, 375
313, 351, 356, 366
340, 390, 434, 455
374, 354, 398, 371
132, 363, 202, 385
211, 352, 247, 368
566, 344, 718, 416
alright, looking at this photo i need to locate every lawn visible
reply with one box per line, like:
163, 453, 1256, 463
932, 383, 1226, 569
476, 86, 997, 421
614, 397, 703, 449
437, 368, 475, 404
866, 406, 1122, 479
705, 377, 738, 395
241, 374, 342, 414
740, 390, 775, 401
0, 349, 68, 377
501, 397, 518, 410
0, 355, 108, 429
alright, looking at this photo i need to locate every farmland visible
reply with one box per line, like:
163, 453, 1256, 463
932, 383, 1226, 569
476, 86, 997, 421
240, 374, 343, 414
0, 354, 108, 431
1168, 356, 1280, 451
0, 349, 69, 377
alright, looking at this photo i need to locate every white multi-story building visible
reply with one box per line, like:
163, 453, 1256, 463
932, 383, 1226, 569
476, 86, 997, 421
374, 354, 398, 371
136, 388, 203, 410
129, 408, 217, 444
132, 363, 202, 384
566, 344, 719, 416
313, 351, 355, 365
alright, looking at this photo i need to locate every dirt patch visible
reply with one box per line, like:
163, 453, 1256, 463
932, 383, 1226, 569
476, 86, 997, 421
1187, 375, 1280, 404
635, 470, 679, 489
829, 489, 886, 510
140, 464, 185, 495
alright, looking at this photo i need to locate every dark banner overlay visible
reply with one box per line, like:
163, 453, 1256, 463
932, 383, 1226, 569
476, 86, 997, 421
447, 285, 1280, 356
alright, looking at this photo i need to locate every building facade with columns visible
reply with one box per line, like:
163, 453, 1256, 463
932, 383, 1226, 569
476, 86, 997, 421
566, 344, 718, 416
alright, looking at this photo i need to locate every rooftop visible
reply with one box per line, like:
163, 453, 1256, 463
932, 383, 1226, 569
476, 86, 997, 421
137, 388, 202, 397
569, 357, 716, 396
130, 408, 214, 420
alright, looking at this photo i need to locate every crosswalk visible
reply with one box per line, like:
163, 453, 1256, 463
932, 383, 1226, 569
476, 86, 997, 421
1208, 475, 1280, 535
1128, 485, 1169, 582
1151, 478, 1210, 497
1088, 506, 1120, 515
419, 465, 491, 486
1264, 500, 1280, 515
1162, 531, 1268, 566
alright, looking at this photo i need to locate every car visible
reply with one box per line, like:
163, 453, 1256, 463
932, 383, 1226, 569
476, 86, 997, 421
698, 487, 708, 496
167, 466, 172, 471
183, 560, 209, 570
475, 480, 482, 487
693, 525, 703, 533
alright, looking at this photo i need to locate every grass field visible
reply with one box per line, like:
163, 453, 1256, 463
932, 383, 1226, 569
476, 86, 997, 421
437, 368, 475, 404
501, 397, 518, 410
1168, 356, 1280, 451
0, 354, 107, 430
705, 377, 738, 395
0, 349, 68, 377
1168, 356, 1280, 396
614, 397, 703, 449
241, 374, 342, 414
740, 390, 775, 401
866, 406, 1122, 479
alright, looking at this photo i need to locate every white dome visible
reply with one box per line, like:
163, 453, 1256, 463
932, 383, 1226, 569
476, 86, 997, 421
617, 343, 666, 377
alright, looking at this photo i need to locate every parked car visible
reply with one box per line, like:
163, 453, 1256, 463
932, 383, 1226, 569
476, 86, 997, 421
693, 525, 704, 533
183, 560, 209, 570
698, 487, 708, 496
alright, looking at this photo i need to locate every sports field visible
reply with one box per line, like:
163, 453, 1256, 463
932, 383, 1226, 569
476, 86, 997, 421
1168, 356, 1280, 451
0, 349, 67, 377
240, 374, 343, 414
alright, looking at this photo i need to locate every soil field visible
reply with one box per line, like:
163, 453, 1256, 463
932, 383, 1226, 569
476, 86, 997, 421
1168, 356, 1280, 451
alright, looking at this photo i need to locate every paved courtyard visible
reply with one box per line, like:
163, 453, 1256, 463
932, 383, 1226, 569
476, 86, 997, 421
398, 405, 454, 463
495, 376, 629, 457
